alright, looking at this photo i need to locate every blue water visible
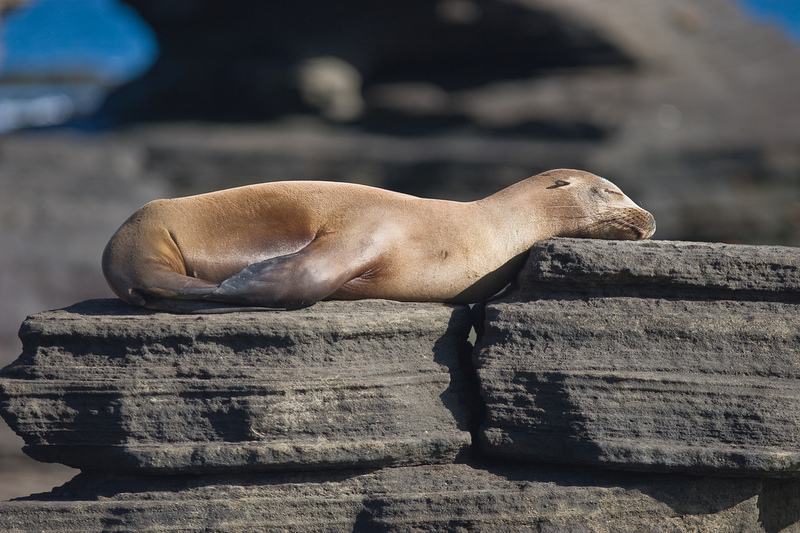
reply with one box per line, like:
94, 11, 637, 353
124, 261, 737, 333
1, 0, 157, 82
0, 0, 798, 132
0, 0, 157, 131
738, 0, 800, 41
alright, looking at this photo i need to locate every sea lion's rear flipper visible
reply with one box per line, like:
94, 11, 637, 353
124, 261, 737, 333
208, 237, 372, 310
131, 254, 345, 313
121, 276, 280, 313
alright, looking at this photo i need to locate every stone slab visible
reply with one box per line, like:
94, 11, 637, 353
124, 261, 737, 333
1, 463, 790, 532
475, 238, 800, 475
517, 238, 800, 296
0, 299, 474, 474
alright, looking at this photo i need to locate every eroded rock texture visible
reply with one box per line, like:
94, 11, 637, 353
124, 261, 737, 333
2, 464, 791, 532
0, 299, 474, 473
2, 239, 800, 531
475, 238, 800, 475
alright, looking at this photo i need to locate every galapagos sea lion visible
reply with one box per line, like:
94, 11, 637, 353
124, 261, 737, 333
102, 169, 655, 312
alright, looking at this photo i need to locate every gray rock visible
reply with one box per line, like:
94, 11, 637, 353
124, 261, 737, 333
0, 299, 474, 474
518, 238, 800, 295
475, 238, 800, 475
1, 463, 787, 532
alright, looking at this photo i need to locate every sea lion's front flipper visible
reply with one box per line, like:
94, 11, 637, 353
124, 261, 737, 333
209, 237, 372, 310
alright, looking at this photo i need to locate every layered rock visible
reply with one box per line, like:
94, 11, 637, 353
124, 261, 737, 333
1, 464, 786, 532
475, 238, 800, 475
2, 238, 800, 531
0, 299, 474, 473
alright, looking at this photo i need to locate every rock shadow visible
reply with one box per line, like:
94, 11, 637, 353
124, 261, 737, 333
432, 306, 482, 446
758, 478, 800, 533
512, 371, 606, 463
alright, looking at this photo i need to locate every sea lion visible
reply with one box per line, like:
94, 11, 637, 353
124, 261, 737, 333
102, 169, 655, 312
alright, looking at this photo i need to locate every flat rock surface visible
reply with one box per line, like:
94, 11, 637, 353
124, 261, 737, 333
0, 299, 474, 474
475, 238, 800, 475
2, 462, 792, 532
518, 238, 800, 295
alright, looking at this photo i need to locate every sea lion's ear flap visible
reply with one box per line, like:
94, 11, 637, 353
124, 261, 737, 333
547, 180, 570, 189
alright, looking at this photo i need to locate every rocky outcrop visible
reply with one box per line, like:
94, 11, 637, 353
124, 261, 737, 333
474, 239, 800, 476
0, 299, 473, 474
0, 465, 788, 532
2, 238, 800, 531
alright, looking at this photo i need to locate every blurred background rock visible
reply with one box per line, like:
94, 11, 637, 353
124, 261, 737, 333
1, 0, 799, 500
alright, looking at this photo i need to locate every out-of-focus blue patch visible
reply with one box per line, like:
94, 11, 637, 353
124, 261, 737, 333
736, 0, 800, 43
0, 0, 157, 132
1, 0, 158, 82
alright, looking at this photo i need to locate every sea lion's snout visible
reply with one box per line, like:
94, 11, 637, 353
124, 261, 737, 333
640, 211, 657, 239
586, 205, 656, 241
616, 205, 656, 240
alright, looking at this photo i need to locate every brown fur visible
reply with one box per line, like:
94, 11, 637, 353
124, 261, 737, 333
102, 169, 655, 311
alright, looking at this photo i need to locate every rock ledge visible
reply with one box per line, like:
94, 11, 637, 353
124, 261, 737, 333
2, 238, 800, 531
475, 238, 800, 476
1, 299, 474, 473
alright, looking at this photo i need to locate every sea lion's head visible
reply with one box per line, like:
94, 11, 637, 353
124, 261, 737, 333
538, 169, 656, 240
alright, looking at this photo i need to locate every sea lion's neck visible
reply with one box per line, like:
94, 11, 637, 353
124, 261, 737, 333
438, 187, 546, 303
473, 181, 554, 259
